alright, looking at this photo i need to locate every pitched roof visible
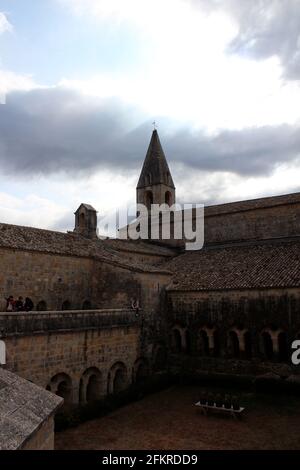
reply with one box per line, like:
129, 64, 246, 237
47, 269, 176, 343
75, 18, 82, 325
164, 239, 300, 291
205, 191, 300, 217
0, 223, 172, 274
75, 203, 96, 212
103, 238, 176, 257
0, 368, 62, 450
137, 130, 175, 189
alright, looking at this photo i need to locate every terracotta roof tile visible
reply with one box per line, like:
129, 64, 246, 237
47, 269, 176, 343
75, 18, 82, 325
165, 239, 300, 291
0, 223, 171, 274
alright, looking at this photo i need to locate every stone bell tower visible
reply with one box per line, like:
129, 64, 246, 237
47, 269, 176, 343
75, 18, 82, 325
74, 203, 97, 239
137, 129, 176, 210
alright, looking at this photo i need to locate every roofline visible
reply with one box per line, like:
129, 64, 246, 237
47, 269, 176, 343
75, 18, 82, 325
167, 285, 300, 293
204, 191, 300, 217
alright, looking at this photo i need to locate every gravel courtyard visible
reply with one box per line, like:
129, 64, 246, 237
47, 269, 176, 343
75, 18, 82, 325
55, 385, 300, 450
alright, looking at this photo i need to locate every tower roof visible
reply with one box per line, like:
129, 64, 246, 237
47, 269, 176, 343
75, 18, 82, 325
137, 130, 175, 189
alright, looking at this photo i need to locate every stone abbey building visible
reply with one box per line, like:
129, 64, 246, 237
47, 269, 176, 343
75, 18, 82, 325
1, 130, 300, 448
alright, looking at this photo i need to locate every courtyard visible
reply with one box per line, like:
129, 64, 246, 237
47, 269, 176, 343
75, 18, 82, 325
55, 385, 300, 450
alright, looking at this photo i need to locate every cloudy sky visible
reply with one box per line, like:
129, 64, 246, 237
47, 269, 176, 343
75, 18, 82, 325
1, 0, 300, 231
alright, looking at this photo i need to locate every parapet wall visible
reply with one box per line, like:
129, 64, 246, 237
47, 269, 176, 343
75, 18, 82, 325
204, 196, 300, 245
0, 309, 150, 404
0, 309, 139, 336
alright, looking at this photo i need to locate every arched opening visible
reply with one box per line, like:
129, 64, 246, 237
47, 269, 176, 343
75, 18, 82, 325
79, 367, 102, 404
145, 191, 153, 211
79, 378, 84, 403
108, 362, 128, 395
262, 331, 274, 360
244, 331, 252, 359
165, 191, 172, 206
172, 328, 182, 353
49, 373, 73, 405
213, 330, 220, 357
114, 369, 126, 393
278, 331, 288, 362
36, 300, 47, 311
82, 300, 91, 310
228, 331, 240, 358
153, 346, 167, 371
185, 330, 192, 354
198, 330, 209, 356
62, 300, 71, 311
86, 375, 100, 402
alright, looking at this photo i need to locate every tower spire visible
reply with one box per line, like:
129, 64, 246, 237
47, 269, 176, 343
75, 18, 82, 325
136, 129, 176, 209
137, 129, 175, 189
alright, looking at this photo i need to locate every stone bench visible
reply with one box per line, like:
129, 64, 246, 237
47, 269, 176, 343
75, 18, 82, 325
195, 401, 245, 419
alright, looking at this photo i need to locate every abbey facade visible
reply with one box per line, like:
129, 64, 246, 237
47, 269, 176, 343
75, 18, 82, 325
1, 130, 300, 447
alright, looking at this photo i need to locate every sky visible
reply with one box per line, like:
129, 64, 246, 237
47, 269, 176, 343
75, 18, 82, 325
1, 0, 300, 232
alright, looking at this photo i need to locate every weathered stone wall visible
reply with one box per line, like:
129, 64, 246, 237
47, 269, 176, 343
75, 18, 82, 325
167, 288, 300, 377
204, 202, 300, 245
0, 309, 163, 404
21, 416, 55, 450
0, 247, 93, 311
0, 247, 171, 314
91, 261, 170, 313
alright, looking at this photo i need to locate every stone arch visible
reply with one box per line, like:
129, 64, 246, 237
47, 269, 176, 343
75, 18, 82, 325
79, 367, 102, 404
48, 372, 73, 405
171, 327, 183, 353
145, 191, 153, 211
228, 330, 240, 358
198, 329, 210, 356
62, 300, 71, 311
82, 300, 91, 310
261, 330, 274, 360
278, 331, 288, 362
153, 345, 167, 371
133, 358, 149, 383
185, 329, 192, 354
36, 300, 47, 311
165, 191, 172, 206
213, 330, 221, 357
244, 331, 252, 359
108, 362, 128, 395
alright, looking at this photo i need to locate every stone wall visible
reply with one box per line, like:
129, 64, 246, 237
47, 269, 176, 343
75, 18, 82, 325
91, 261, 170, 312
204, 201, 300, 245
164, 197, 300, 247
166, 287, 300, 377
21, 416, 55, 450
0, 309, 163, 404
0, 247, 171, 313
0, 247, 93, 311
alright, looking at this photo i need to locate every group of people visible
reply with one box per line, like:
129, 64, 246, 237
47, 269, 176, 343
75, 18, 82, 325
5, 296, 34, 312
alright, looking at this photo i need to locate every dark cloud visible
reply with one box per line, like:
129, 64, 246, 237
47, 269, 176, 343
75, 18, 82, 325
190, 0, 300, 80
0, 86, 300, 179
166, 124, 300, 176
